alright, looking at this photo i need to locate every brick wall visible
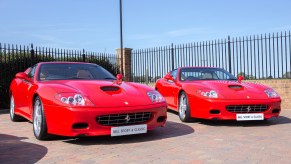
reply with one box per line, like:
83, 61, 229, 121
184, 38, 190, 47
147, 79, 291, 109
116, 48, 132, 81
246, 79, 291, 110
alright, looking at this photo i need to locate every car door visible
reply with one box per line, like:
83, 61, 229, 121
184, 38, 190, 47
162, 69, 178, 108
18, 65, 37, 116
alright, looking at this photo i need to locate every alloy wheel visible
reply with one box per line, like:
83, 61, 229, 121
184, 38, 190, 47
33, 99, 42, 137
179, 94, 187, 119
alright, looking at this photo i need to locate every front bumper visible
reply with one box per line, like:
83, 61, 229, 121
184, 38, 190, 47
43, 103, 167, 137
188, 96, 281, 120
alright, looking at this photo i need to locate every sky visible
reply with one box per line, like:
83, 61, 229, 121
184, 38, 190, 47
0, 0, 291, 53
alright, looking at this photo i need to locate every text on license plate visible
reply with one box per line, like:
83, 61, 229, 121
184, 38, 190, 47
236, 113, 264, 121
111, 124, 147, 136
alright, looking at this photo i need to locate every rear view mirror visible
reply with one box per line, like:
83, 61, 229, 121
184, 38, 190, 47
116, 74, 123, 81
164, 74, 174, 81
15, 72, 28, 79
237, 76, 244, 83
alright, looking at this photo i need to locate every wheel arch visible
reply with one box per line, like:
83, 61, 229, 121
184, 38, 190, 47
178, 89, 186, 102
31, 93, 41, 116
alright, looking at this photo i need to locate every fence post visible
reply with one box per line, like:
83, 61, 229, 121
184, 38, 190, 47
145, 67, 149, 85
82, 49, 86, 62
227, 36, 232, 73
171, 43, 174, 70
30, 43, 35, 65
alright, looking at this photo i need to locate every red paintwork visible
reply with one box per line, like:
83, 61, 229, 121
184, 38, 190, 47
10, 62, 167, 137
155, 67, 281, 120
238, 76, 244, 83
116, 74, 123, 81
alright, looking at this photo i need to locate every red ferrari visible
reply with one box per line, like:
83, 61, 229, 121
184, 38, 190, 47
155, 67, 281, 122
10, 62, 167, 140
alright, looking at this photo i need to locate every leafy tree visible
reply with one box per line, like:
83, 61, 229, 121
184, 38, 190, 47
237, 72, 256, 80
283, 72, 291, 78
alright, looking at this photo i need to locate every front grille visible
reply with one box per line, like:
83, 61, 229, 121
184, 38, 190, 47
226, 104, 268, 113
97, 112, 152, 126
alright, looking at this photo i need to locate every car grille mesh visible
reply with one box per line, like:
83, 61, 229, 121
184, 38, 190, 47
226, 104, 268, 113
97, 112, 152, 126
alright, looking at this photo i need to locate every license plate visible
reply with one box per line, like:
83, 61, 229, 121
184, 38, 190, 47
111, 124, 147, 136
236, 113, 264, 121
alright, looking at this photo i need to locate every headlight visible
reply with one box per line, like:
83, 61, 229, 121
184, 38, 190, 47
197, 89, 218, 98
147, 91, 165, 103
55, 93, 94, 106
264, 89, 279, 98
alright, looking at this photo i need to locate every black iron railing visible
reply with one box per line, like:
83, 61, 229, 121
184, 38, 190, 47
132, 31, 291, 83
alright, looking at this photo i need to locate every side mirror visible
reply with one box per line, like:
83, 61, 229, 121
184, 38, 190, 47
15, 72, 28, 79
116, 74, 123, 81
238, 76, 244, 83
164, 74, 174, 81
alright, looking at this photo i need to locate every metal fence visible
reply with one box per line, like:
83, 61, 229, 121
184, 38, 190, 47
132, 31, 291, 83
0, 43, 119, 108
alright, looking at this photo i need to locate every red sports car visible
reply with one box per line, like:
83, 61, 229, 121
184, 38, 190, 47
10, 62, 167, 140
155, 67, 281, 122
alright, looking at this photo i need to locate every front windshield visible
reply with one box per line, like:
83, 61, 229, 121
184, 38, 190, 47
179, 68, 237, 81
38, 63, 116, 81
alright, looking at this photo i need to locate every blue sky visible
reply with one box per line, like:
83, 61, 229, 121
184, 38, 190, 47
0, 0, 290, 53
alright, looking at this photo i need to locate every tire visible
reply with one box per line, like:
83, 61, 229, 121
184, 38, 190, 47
10, 95, 23, 122
33, 97, 49, 140
178, 92, 191, 122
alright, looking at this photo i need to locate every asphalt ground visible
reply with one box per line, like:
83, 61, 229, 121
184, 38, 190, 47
1, 109, 291, 164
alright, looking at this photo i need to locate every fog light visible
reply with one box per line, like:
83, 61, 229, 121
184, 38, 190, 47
72, 123, 89, 129
157, 116, 167, 122
210, 110, 220, 114
272, 109, 280, 113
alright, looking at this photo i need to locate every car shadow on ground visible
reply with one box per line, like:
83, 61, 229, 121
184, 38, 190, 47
167, 110, 291, 127
0, 134, 48, 163
197, 115, 291, 127
0, 109, 9, 115
63, 121, 194, 145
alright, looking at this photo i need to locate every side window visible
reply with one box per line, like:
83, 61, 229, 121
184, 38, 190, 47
170, 69, 178, 80
27, 65, 37, 78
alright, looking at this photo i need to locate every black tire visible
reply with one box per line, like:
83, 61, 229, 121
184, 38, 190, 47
33, 97, 49, 140
178, 92, 191, 122
10, 95, 24, 122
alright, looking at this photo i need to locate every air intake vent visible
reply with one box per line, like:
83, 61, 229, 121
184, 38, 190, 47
97, 112, 152, 126
100, 86, 120, 91
228, 85, 243, 89
226, 104, 268, 113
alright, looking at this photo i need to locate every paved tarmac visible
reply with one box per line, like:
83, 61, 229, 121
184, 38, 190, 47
1, 109, 291, 164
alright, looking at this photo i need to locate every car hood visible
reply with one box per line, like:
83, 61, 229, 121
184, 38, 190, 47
44, 80, 154, 107
186, 80, 270, 100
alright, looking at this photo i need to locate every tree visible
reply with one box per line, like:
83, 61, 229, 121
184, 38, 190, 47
283, 72, 291, 78
237, 72, 256, 80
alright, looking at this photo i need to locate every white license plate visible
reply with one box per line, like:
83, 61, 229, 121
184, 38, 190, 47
236, 113, 264, 121
111, 124, 147, 137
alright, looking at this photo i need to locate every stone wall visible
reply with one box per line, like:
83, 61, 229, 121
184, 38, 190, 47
247, 79, 291, 109
147, 79, 291, 109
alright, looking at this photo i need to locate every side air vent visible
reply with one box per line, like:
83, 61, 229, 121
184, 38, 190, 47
100, 86, 120, 91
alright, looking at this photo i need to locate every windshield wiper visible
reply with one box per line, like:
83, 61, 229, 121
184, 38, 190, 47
103, 77, 116, 80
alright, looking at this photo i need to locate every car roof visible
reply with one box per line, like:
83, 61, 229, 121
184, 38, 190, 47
179, 66, 218, 68
38, 62, 96, 65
